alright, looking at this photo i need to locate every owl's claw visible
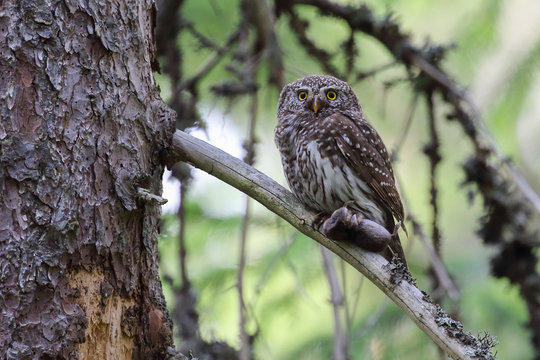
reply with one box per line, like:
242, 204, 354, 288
349, 212, 364, 228
341, 201, 363, 227
321, 206, 363, 236
311, 212, 330, 231
322, 206, 391, 253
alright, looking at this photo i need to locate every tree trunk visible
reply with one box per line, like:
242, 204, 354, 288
0, 1, 176, 359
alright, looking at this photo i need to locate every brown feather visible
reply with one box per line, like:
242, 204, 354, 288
329, 113, 408, 264
328, 113, 404, 224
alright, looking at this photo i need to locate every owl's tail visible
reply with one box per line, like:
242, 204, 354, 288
383, 217, 408, 268
383, 233, 407, 268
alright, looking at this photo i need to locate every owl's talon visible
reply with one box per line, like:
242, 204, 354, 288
350, 213, 362, 227
336, 206, 364, 230
312, 212, 330, 231
344, 210, 352, 223
321, 206, 364, 235
342, 201, 362, 225
321, 206, 390, 252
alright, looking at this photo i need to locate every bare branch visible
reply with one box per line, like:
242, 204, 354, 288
236, 62, 259, 360
390, 91, 419, 162
287, 9, 341, 78
163, 129, 496, 360
412, 217, 459, 302
424, 91, 443, 262
237, 195, 251, 360
320, 246, 349, 360
176, 30, 241, 93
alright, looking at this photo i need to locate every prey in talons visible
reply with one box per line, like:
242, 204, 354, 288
321, 205, 392, 253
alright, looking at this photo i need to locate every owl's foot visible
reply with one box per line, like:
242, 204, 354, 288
311, 212, 330, 231
320, 207, 355, 239
322, 206, 391, 252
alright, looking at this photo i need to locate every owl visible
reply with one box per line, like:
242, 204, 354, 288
275, 75, 406, 264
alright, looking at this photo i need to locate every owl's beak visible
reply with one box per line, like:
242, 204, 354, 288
312, 96, 322, 113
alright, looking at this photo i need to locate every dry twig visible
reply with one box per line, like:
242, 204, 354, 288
320, 246, 349, 360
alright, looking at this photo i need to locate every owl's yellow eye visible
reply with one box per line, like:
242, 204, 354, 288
326, 90, 337, 101
298, 91, 308, 101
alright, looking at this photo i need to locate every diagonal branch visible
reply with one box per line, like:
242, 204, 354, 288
162, 129, 496, 360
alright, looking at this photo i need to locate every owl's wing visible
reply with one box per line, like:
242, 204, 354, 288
328, 113, 405, 226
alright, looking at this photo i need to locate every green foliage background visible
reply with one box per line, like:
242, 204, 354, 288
157, 0, 540, 358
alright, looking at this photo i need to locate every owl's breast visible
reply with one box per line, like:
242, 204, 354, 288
275, 116, 385, 223
296, 140, 352, 210
293, 140, 386, 225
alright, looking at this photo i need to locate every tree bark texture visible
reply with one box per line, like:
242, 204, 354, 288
0, 1, 176, 359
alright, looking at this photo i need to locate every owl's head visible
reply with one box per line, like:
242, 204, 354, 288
277, 75, 361, 119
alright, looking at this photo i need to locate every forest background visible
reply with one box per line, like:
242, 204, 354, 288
155, 0, 540, 359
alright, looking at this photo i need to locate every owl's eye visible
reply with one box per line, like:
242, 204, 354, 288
326, 90, 337, 101
298, 91, 308, 101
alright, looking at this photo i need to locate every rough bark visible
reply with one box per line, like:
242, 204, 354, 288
0, 1, 176, 359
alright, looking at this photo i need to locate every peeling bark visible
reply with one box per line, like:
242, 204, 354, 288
0, 0, 176, 359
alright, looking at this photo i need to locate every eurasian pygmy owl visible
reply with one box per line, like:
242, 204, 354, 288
275, 75, 406, 264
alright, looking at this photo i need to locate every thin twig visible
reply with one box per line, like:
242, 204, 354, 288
178, 180, 190, 289
237, 94, 258, 360
183, 22, 223, 51
391, 91, 420, 162
236, 16, 260, 354
506, 163, 540, 214
176, 30, 241, 93
248, 0, 285, 88
411, 217, 460, 301
287, 9, 341, 78
339, 259, 352, 335
349, 275, 364, 330
395, 172, 460, 302
237, 195, 251, 360
425, 91, 442, 254
343, 32, 356, 77
356, 62, 399, 81
321, 246, 349, 360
